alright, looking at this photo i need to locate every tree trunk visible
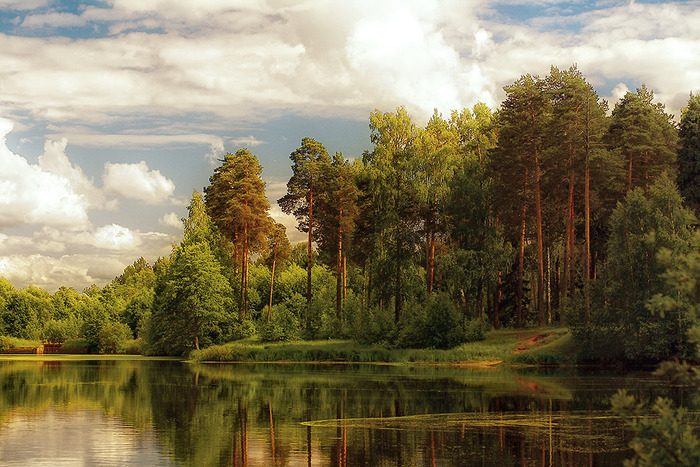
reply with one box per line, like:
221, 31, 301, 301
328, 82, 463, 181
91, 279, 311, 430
267, 249, 277, 323
628, 154, 633, 192
563, 165, 575, 316
336, 219, 343, 321
534, 150, 545, 326
395, 231, 402, 323
517, 169, 529, 328
584, 153, 591, 323
194, 315, 200, 350
427, 194, 437, 296
307, 184, 313, 306
241, 221, 249, 317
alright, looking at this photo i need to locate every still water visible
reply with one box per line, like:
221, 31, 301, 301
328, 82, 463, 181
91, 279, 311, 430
0, 357, 685, 466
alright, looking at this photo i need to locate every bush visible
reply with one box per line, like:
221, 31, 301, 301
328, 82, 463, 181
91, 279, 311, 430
346, 299, 396, 345
119, 337, 144, 355
464, 318, 490, 342
42, 318, 81, 340
397, 294, 466, 349
259, 304, 301, 342
0, 335, 40, 352
97, 321, 132, 354
225, 316, 256, 341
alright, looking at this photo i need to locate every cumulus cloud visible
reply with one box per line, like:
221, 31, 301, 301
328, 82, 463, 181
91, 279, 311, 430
205, 138, 225, 166
103, 161, 176, 203
0, 0, 697, 123
93, 224, 141, 250
158, 212, 182, 229
37, 138, 114, 210
0, 225, 175, 291
0, 119, 90, 229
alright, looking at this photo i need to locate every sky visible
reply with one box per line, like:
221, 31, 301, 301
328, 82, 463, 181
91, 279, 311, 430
0, 0, 699, 292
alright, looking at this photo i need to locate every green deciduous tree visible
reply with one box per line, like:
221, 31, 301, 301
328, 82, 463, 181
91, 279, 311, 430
365, 107, 420, 322
678, 93, 700, 215
612, 229, 700, 466
575, 173, 697, 360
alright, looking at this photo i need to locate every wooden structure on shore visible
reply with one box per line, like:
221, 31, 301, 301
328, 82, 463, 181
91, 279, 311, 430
41, 338, 66, 354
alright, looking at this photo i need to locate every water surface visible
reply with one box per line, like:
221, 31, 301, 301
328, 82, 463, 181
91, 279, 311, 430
0, 358, 682, 465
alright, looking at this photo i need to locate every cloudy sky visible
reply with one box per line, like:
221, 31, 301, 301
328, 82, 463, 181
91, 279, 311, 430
0, 0, 698, 292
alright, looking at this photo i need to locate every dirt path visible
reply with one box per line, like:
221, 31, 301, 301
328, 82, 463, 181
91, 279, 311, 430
513, 332, 553, 354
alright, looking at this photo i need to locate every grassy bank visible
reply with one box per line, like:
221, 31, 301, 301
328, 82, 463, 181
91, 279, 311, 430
190, 327, 577, 366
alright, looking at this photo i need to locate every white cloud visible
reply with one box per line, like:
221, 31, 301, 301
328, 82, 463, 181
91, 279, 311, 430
205, 138, 225, 166
37, 138, 114, 210
158, 212, 182, 229
0, 119, 90, 229
0, 224, 175, 291
0, 0, 697, 124
21, 12, 86, 29
103, 161, 176, 203
93, 224, 141, 250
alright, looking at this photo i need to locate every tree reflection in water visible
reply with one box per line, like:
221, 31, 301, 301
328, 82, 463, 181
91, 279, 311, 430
0, 359, 684, 466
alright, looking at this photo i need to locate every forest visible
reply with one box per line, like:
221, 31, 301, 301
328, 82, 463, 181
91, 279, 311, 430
1, 65, 699, 362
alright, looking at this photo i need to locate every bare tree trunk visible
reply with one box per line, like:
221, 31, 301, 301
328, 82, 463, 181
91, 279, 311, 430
267, 251, 277, 323
534, 151, 545, 326
628, 154, 633, 192
395, 231, 402, 323
427, 194, 437, 296
336, 219, 343, 321
241, 221, 248, 317
307, 184, 313, 306
584, 110, 591, 322
517, 169, 529, 328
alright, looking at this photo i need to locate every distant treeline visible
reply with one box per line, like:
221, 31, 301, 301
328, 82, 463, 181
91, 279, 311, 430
1, 65, 699, 360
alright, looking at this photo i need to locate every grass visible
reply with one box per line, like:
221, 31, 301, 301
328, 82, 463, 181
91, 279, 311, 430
0, 336, 41, 352
190, 326, 578, 366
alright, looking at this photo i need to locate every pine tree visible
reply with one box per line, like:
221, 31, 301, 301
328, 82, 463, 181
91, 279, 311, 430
206, 149, 271, 316
278, 138, 331, 308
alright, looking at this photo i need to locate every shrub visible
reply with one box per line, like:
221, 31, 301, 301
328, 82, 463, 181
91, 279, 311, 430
397, 294, 466, 349
97, 321, 132, 354
259, 304, 300, 342
119, 337, 144, 355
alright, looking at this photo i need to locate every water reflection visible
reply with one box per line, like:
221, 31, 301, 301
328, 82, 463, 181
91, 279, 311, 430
0, 359, 681, 466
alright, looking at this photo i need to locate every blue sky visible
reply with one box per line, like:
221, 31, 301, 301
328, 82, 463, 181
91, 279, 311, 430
1, 0, 699, 291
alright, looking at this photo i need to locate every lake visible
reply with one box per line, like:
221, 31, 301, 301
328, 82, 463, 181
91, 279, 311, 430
0, 357, 683, 466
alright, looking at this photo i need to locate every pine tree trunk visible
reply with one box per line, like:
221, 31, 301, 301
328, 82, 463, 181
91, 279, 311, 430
427, 194, 437, 296
194, 315, 200, 350
585, 99, 592, 322
584, 161, 591, 322
517, 169, 529, 328
534, 152, 545, 326
628, 155, 633, 191
241, 221, 248, 317
267, 249, 277, 323
336, 218, 343, 321
307, 184, 313, 306
395, 231, 402, 323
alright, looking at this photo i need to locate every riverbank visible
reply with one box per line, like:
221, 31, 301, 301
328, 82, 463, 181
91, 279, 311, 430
189, 327, 577, 366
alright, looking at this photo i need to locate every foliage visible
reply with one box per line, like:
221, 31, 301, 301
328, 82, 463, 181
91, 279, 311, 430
258, 304, 300, 342
0, 335, 41, 351
611, 229, 700, 465
397, 294, 467, 349
97, 321, 133, 354
573, 174, 697, 361
677, 93, 700, 214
